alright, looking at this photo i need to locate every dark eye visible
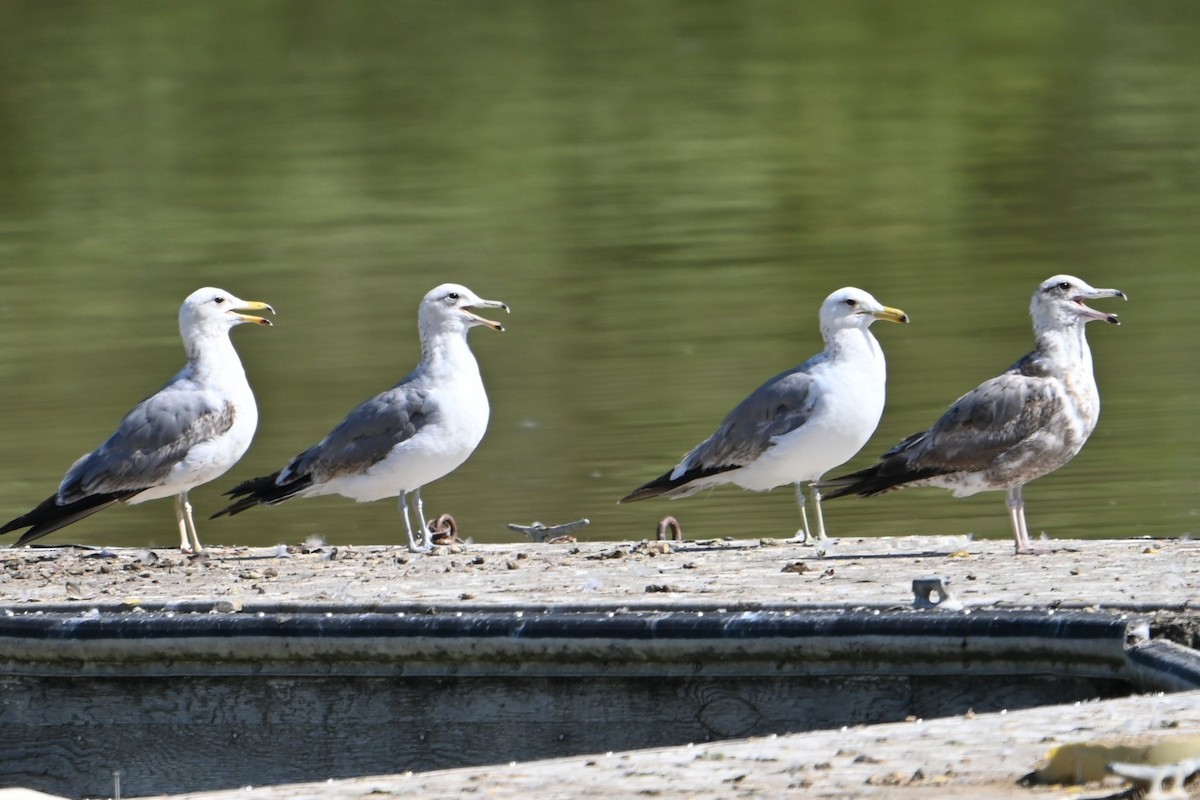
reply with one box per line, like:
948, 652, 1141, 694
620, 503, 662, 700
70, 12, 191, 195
844, 299, 857, 307
447, 292, 460, 301
214, 296, 226, 305
1057, 282, 1071, 291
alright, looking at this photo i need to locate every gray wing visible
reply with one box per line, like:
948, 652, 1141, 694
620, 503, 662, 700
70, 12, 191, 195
898, 370, 1062, 472
680, 368, 819, 471
282, 384, 431, 483
60, 384, 236, 501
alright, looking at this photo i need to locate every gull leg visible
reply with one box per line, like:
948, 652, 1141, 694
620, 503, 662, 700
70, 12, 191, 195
1014, 485, 1035, 554
810, 483, 828, 543
398, 491, 431, 554
1005, 487, 1021, 552
1006, 486, 1033, 555
174, 495, 190, 553
413, 487, 427, 549
175, 492, 205, 554
180, 491, 204, 554
793, 483, 814, 544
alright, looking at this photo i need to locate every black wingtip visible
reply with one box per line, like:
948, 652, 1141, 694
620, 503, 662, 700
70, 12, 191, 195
818, 477, 867, 501
222, 472, 282, 498
618, 486, 661, 504
210, 497, 255, 519
619, 466, 692, 504
212, 472, 310, 519
620, 463, 740, 504
823, 462, 912, 499
2, 491, 134, 545
823, 461, 950, 500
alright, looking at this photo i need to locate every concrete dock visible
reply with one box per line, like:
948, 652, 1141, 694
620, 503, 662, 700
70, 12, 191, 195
1, 534, 1193, 610
0, 535, 1196, 799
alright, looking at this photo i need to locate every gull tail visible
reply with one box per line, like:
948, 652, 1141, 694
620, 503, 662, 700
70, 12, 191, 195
822, 448, 947, 500
619, 464, 736, 503
0, 490, 137, 545
211, 471, 313, 518
819, 465, 895, 499
619, 472, 676, 503
822, 464, 946, 499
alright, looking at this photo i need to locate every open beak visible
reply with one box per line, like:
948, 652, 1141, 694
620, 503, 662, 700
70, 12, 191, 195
464, 299, 510, 332
1074, 288, 1126, 325
231, 300, 275, 327
871, 305, 910, 325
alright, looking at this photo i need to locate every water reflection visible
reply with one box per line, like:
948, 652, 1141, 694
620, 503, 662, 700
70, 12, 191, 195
0, 1, 1197, 548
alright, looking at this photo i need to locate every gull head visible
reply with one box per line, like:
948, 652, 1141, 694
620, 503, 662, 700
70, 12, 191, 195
820, 287, 909, 334
180, 287, 274, 341
1031, 275, 1126, 330
420, 283, 510, 335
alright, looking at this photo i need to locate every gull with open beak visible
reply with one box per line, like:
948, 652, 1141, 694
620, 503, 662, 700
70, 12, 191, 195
0, 287, 274, 552
621, 287, 909, 544
215, 283, 509, 553
823, 275, 1126, 554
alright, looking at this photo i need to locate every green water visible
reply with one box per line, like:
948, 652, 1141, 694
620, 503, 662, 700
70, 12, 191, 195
0, 1, 1197, 549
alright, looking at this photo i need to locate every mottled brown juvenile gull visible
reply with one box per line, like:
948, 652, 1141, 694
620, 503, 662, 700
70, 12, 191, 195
823, 275, 1125, 554
0, 288, 274, 553
214, 283, 508, 553
620, 287, 909, 543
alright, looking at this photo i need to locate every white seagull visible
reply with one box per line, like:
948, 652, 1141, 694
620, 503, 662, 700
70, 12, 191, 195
823, 275, 1126, 554
620, 287, 909, 543
214, 283, 508, 553
0, 287, 274, 553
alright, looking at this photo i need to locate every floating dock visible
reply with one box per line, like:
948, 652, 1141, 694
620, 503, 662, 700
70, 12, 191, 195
0, 535, 1196, 799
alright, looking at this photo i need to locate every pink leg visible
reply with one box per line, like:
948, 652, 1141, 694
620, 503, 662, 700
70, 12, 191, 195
1006, 485, 1038, 554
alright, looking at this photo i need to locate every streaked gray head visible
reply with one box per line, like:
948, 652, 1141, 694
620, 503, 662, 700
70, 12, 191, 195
819, 287, 909, 335
179, 287, 274, 343
1031, 275, 1126, 331
418, 283, 510, 336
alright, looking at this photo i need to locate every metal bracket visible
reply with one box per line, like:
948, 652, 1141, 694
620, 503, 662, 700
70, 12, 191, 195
507, 518, 591, 543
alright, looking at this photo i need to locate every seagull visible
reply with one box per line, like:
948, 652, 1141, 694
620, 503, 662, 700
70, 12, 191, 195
213, 283, 508, 553
0, 288, 274, 553
619, 287, 909, 543
822, 275, 1126, 554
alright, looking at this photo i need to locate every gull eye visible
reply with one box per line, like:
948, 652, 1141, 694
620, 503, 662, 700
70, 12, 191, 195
214, 296, 226, 305
843, 298, 857, 308
447, 292, 460, 301
1057, 281, 1071, 291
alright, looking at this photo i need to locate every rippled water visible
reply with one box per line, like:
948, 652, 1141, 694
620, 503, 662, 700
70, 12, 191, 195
0, 1, 1197, 549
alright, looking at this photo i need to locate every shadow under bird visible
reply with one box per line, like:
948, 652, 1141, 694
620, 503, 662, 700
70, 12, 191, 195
0, 288, 274, 553
822, 275, 1126, 554
213, 283, 508, 553
620, 287, 908, 543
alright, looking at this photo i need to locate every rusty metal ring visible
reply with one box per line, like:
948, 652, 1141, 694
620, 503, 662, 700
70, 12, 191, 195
656, 515, 682, 542
427, 513, 459, 545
